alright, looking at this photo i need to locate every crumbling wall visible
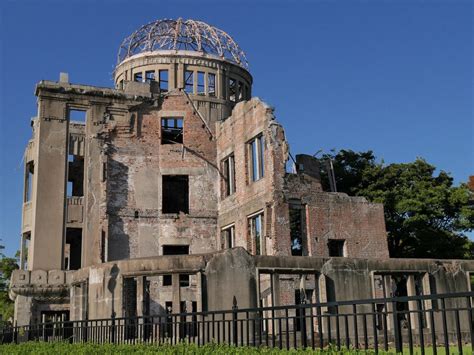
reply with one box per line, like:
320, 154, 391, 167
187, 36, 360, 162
217, 98, 289, 255
104, 91, 219, 260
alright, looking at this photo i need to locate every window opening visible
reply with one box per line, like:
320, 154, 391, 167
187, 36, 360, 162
248, 212, 264, 255
161, 117, 183, 144
328, 239, 345, 257
162, 245, 189, 286
162, 175, 189, 214
123, 277, 138, 340
185, 70, 194, 93
238, 81, 244, 101
208, 73, 216, 96
68, 109, 86, 123
197, 71, 205, 95
249, 135, 265, 182
229, 78, 237, 102
24, 161, 34, 202
134, 72, 143, 82
145, 71, 155, 82
221, 225, 235, 249
222, 154, 235, 197
159, 70, 168, 92
289, 204, 303, 256
65, 228, 82, 270
67, 155, 84, 197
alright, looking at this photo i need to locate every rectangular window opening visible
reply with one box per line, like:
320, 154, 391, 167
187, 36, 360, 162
289, 204, 304, 256
162, 245, 190, 286
208, 73, 216, 96
134, 72, 143, 82
65, 228, 82, 270
145, 71, 155, 82
161, 117, 183, 144
159, 70, 169, 92
238, 81, 244, 101
229, 78, 237, 102
249, 135, 265, 182
162, 175, 189, 214
221, 225, 235, 249
197, 71, 205, 95
185, 70, 194, 93
328, 239, 346, 257
248, 212, 264, 255
222, 154, 236, 198
24, 161, 34, 202
68, 109, 86, 123
67, 155, 84, 197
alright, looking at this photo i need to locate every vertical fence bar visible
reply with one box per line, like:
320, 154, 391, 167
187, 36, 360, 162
372, 303, 378, 354
416, 298, 425, 355
232, 297, 238, 346
455, 309, 462, 355
353, 304, 359, 350
392, 300, 402, 353
467, 296, 474, 353
441, 298, 449, 354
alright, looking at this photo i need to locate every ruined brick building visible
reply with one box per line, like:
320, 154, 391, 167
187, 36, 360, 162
10, 19, 473, 330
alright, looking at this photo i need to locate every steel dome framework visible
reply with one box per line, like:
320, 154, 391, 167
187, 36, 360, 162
117, 18, 248, 69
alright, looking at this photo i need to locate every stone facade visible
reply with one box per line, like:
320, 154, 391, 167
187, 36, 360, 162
10, 19, 469, 329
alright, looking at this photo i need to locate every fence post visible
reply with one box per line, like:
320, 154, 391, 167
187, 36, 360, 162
392, 300, 402, 353
111, 312, 116, 343
300, 303, 307, 349
232, 296, 238, 346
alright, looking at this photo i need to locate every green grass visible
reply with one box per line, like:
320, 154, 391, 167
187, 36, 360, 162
0, 342, 471, 354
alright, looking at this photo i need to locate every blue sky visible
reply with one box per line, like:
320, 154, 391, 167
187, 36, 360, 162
0, 0, 472, 256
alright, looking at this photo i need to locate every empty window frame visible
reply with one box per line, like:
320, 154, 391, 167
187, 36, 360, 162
65, 228, 82, 270
248, 212, 264, 255
208, 73, 216, 96
249, 135, 265, 182
67, 155, 84, 197
159, 70, 169, 92
162, 245, 190, 286
162, 175, 189, 214
228, 78, 237, 102
134, 72, 143, 82
328, 239, 346, 257
24, 161, 34, 202
238, 81, 244, 101
222, 154, 236, 197
145, 71, 155, 82
185, 70, 194, 93
68, 109, 86, 123
289, 204, 304, 256
161, 117, 183, 144
197, 71, 205, 95
221, 225, 235, 249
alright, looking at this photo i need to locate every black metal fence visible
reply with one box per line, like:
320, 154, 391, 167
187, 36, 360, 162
1, 292, 473, 354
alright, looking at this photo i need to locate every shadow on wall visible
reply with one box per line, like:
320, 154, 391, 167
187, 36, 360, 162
107, 158, 131, 260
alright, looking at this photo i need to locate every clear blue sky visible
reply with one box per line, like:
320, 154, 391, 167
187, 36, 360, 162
0, 0, 472, 257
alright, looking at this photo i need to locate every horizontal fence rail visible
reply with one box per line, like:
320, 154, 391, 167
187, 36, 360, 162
1, 292, 473, 354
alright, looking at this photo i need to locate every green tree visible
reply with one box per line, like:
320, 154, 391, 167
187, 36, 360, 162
0, 242, 19, 322
318, 150, 474, 259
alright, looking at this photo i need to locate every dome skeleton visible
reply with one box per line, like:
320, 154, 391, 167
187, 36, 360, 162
118, 18, 248, 68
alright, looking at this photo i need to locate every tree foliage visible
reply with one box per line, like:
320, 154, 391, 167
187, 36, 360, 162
0, 242, 18, 322
318, 150, 474, 259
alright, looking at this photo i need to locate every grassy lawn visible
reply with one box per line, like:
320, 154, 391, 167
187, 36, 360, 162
0, 342, 471, 354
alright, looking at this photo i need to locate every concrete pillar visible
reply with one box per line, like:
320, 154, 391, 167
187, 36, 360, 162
177, 63, 184, 89
407, 274, 418, 329
14, 295, 33, 326
19, 234, 25, 270
29, 99, 68, 270
383, 275, 394, 331
172, 274, 181, 314
168, 63, 176, 90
